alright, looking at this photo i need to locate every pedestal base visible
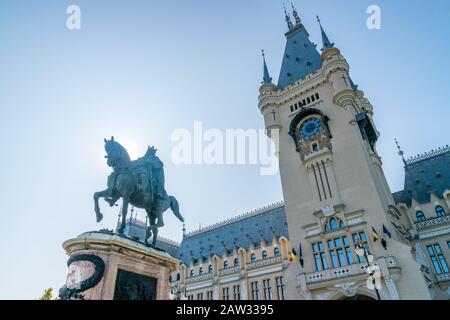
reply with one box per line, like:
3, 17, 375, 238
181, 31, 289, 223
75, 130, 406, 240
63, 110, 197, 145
60, 231, 179, 300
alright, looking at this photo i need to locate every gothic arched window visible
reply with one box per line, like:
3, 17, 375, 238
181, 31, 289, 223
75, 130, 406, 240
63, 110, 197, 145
234, 257, 240, 267
274, 247, 280, 257
416, 211, 426, 221
436, 206, 446, 217
262, 250, 268, 260
176, 273, 180, 281
208, 264, 213, 273
223, 260, 228, 269
324, 217, 344, 233
330, 218, 338, 230
250, 253, 256, 263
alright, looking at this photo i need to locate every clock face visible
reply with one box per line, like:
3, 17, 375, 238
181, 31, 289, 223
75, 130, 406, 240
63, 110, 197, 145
300, 118, 322, 138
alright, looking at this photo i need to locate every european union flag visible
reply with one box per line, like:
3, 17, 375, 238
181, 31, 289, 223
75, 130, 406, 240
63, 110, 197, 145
383, 224, 392, 239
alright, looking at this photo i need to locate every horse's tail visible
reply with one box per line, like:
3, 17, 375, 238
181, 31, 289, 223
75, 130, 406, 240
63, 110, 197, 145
169, 196, 184, 222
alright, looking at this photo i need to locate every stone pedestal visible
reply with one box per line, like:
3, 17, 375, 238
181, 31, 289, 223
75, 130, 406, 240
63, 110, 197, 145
60, 230, 179, 300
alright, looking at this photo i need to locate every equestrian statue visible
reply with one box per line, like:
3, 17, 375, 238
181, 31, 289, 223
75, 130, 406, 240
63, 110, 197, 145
93, 137, 184, 246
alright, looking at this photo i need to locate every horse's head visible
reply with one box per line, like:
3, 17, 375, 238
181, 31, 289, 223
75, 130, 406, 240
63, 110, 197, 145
104, 136, 131, 169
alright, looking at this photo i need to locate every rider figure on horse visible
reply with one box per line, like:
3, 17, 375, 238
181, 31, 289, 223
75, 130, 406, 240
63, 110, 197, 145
142, 146, 165, 200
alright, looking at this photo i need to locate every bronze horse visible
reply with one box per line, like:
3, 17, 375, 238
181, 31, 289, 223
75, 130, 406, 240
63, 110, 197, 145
93, 137, 184, 246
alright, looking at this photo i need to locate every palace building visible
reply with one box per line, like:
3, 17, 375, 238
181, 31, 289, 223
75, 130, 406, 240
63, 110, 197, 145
161, 6, 450, 300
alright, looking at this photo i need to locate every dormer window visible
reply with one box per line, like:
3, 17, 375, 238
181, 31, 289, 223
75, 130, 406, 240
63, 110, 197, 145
234, 257, 240, 267
436, 206, 446, 217
312, 143, 319, 153
250, 253, 256, 263
274, 247, 280, 257
199, 267, 203, 275
416, 211, 426, 221
208, 264, 213, 273
262, 250, 268, 260
223, 260, 228, 269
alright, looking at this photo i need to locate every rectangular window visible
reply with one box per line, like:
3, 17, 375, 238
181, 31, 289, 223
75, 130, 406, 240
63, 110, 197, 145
188, 295, 193, 300
206, 291, 213, 300
294, 103, 298, 110
307, 97, 311, 104
222, 288, 230, 300
312, 242, 328, 271
251, 281, 260, 300
302, 99, 306, 106
337, 248, 347, 266
327, 236, 354, 267
352, 232, 368, 263
275, 277, 285, 300
330, 250, 339, 268
290, 105, 294, 112
315, 93, 320, 100
233, 285, 241, 300
263, 279, 273, 300
311, 94, 316, 102
197, 292, 203, 300
427, 244, 449, 274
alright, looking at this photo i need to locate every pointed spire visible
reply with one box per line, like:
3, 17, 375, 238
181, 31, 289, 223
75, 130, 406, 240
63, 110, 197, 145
395, 138, 407, 166
284, 4, 294, 30
262, 50, 272, 84
317, 15, 334, 51
291, 3, 301, 25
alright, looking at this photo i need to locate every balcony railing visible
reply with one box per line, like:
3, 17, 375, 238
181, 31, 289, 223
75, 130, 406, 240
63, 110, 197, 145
185, 272, 213, 284
436, 273, 450, 283
246, 256, 283, 271
219, 266, 240, 277
305, 256, 399, 285
415, 215, 450, 229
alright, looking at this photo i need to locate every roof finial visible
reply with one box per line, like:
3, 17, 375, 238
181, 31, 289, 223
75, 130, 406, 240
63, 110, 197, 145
291, 2, 301, 25
395, 138, 407, 166
262, 50, 273, 84
284, 3, 294, 30
317, 15, 334, 51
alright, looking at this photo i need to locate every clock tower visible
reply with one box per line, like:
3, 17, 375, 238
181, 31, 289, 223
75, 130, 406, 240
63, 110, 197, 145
258, 7, 432, 300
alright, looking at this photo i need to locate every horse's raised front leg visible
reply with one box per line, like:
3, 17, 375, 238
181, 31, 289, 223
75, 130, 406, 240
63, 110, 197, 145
117, 196, 130, 234
93, 189, 111, 223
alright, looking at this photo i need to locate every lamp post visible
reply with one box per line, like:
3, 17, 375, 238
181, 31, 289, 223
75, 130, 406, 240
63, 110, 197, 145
170, 281, 187, 300
355, 238, 381, 300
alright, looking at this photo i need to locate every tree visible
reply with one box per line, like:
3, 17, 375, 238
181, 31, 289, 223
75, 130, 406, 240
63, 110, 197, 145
38, 288, 56, 300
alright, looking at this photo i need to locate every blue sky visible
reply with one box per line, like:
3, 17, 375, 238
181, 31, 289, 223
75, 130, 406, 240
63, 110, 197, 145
0, 0, 449, 299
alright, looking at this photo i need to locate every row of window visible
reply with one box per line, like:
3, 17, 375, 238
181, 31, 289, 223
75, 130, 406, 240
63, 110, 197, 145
250, 277, 285, 301
290, 93, 320, 113
186, 247, 281, 278
312, 232, 368, 272
416, 206, 447, 222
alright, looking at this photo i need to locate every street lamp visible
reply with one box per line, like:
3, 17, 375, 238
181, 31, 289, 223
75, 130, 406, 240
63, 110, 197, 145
354, 238, 381, 300
170, 281, 187, 300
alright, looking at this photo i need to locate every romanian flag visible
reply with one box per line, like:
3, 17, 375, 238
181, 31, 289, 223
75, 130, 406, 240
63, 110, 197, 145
290, 248, 298, 261
372, 227, 380, 242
